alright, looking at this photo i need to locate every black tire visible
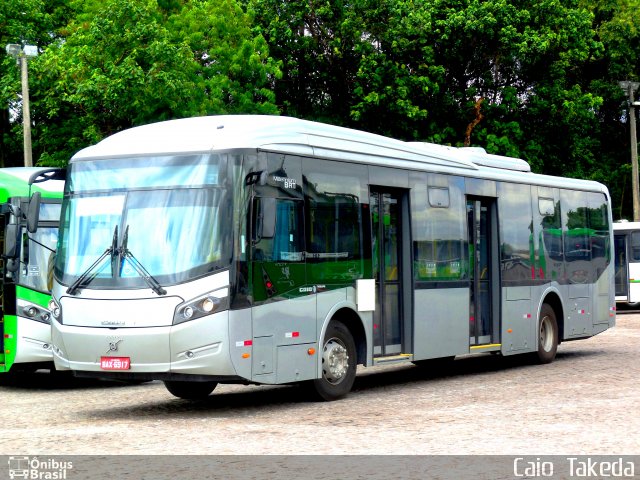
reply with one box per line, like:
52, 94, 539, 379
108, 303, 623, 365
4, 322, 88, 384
536, 304, 558, 364
310, 320, 357, 401
164, 380, 217, 400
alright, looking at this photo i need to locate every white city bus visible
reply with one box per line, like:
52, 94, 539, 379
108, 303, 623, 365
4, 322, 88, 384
613, 220, 640, 306
43, 115, 615, 400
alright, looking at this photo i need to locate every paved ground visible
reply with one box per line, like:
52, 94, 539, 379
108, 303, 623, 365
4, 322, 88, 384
1, 315, 638, 456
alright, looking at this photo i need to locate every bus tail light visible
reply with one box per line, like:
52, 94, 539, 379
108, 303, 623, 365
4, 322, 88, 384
173, 287, 229, 325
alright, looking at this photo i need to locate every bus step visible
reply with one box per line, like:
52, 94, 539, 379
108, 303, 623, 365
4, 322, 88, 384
469, 343, 502, 353
373, 354, 413, 366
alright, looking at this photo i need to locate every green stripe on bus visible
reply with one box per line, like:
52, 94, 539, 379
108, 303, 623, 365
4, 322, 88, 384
16, 285, 51, 309
2, 315, 17, 372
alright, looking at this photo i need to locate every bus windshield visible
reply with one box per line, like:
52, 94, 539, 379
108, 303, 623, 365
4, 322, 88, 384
55, 154, 231, 289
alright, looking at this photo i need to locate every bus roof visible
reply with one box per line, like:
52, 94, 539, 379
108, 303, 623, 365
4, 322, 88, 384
0, 168, 64, 203
72, 115, 608, 195
613, 221, 640, 232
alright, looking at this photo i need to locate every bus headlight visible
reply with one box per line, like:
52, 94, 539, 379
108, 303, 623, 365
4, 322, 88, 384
173, 287, 229, 325
48, 298, 63, 324
17, 299, 53, 324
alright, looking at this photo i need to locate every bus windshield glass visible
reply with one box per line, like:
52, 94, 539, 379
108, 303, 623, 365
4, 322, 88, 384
55, 154, 231, 289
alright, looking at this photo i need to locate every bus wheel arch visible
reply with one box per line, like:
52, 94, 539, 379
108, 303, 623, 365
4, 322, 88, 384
536, 301, 560, 364
308, 308, 364, 401
329, 307, 366, 366
541, 292, 564, 343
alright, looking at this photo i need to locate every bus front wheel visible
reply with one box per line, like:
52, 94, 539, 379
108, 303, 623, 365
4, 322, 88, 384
310, 320, 356, 401
536, 304, 558, 364
164, 380, 217, 400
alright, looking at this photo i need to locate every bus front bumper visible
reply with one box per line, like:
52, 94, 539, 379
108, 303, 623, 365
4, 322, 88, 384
13, 316, 54, 365
51, 310, 239, 378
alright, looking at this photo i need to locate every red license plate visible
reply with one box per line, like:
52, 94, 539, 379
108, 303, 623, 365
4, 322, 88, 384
100, 356, 131, 370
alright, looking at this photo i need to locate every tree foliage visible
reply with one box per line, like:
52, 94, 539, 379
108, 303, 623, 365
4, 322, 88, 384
0, 0, 72, 166
248, 0, 640, 218
34, 0, 198, 165
3, 0, 280, 166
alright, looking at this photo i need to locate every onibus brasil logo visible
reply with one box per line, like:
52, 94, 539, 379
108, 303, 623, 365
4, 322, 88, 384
8, 457, 73, 479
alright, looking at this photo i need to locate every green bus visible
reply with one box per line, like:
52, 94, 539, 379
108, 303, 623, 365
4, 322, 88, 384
1, 168, 64, 374
40, 116, 614, 400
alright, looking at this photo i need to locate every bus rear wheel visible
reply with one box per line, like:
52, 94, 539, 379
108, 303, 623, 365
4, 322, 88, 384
164, 380, 217, 400
536, 304, 558, 364
309, 320, 356, 401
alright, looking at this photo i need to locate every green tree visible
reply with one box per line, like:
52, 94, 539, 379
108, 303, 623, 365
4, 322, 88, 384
34, 0, 198, 165
247, 0, 365, 124
350, 1, 442, 139
169, 0, 280, 116
0, 0, 72, 167
250, 0, 607, 174
353, 0, 604, 167
30, 0, 280, 166
579, 0, 640, 219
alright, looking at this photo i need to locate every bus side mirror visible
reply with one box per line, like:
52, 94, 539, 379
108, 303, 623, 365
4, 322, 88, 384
261, 198, 276, 239
26, 191, 41, 233
4, 224, 20, 272
4, 224, 18, 258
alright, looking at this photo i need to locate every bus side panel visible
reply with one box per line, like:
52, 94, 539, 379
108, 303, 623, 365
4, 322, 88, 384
594, 265, 614, 327
413, 288, 468, 360
629, 262, 640, 303
276, 343, 317, 384
252, 295, 316, 344
566, 283, 593, 338
501, 287, 535, 355
251, 294, 317, 384
228, 307, 253, 381
1, 314, 17, 372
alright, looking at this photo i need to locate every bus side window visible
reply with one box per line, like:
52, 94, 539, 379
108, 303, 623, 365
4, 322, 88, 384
303, 158, 369, 283
252, 198, 304, 262
411, 174, 466, 282
631, 232, 640, 262
273, 200, 304, 262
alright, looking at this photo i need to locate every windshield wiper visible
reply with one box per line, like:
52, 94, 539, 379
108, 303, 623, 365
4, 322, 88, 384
118, 225, 167, 296
67, 225, 118, 295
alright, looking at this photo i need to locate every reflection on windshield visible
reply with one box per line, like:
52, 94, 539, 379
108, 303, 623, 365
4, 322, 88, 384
55, 154, 230, 289
68, 154, 220, 192
19, 227, 58, 293
122, 190, 223, 277
64, 194, 124, 279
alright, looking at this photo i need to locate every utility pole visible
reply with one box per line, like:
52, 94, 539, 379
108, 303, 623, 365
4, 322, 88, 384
619, 81, 640, 222
6, 43, 38, 167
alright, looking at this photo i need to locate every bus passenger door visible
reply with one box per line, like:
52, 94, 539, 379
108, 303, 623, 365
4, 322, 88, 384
467, 198, 498, 346
614, 233, 628, 301
371, 189, 407, 357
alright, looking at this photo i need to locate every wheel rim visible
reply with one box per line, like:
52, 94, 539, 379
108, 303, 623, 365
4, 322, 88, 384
322, 336, 349, 385
540, 315, 553, 352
